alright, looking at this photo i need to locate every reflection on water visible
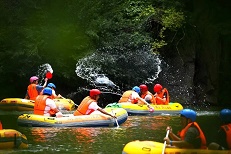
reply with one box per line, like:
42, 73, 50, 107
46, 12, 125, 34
0, 111, 221, 154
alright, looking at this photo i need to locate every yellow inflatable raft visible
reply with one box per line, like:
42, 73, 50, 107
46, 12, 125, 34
122, 140, 231, 154
17, 108, 128, 127
106, 102, 183, 115
0, 129, 28, 149
0, 98, 76, 111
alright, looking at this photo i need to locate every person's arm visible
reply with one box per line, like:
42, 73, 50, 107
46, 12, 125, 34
137, 97, 150, 107
167, 126, 181, 141
47, 99, 63, 117
216, 128, 228, 149
97, 108, 116, 118
42, 78, 48, 88
165, 138, 193, 148
25, 92, 29, 99
51, 89, 63, 99
155, 94, 167, 104
164, 126, 192, 148
167, 126, 200, 149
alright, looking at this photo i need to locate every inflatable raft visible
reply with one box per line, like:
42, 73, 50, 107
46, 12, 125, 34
0, 98, 76, 111
122, 140, 231, 154
106, 102, 183, 115
0, 129, 28, 149
17, 108, 128, 127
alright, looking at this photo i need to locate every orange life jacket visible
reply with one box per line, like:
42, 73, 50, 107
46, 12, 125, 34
118, 90, 138, 104
0, 121, 2, 130
155, 88, 169, 105
178, 122, 207, 149
50, 94, 55, 99
27, 84, 39, 101
73, 96, 96, 116
141, 91, 156, 105
221, 123, 231, 149
34, 95, 55, 116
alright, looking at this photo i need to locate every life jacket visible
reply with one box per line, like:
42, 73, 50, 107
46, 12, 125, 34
73, 96, 96, 116
49, 94, 55, 99
178, 122, 207, 149
141, 91, 156, 105
0, 121, 2, 130
118, 90, 138, 104
155, 88, 169, 105
221, 123, 231, 149
34, 95, 55, 116
27, 84, 39, 101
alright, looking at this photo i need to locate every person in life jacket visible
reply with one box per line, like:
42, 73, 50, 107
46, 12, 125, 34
139, 84, 156, 105
25, 76, 48, 101
164, 109, 207, 149
118, 86, 141, 104
34, 87, 63, 117
118, 86, 154, 111
40, 83, 63, 99
208, 109, 231, 150
153, 84, 169, 105
73, 89, 116, 118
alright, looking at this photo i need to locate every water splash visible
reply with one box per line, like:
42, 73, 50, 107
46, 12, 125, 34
37, 63, 53, 84
75, 46, 162, 94
75, 53, 122, 95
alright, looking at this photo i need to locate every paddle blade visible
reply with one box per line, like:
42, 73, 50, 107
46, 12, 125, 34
149, 107, 154, 112
46, 72, 53, 79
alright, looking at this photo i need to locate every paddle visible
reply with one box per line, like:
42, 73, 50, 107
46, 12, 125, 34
46, 71, 53, 79
111, 109, 119, 128
140, 98, 154, 112
162, 129, 170, 154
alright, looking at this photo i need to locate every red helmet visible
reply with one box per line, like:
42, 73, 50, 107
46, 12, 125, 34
90, 89, 101, 97
139, 84, 148, 92
154, 84, 163, 92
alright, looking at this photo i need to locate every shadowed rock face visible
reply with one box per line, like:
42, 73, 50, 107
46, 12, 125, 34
158, 0, 231, 107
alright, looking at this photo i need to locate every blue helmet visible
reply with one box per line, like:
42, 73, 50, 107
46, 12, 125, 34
220, 109, 231, 123
43, 87, 52, 96
47, 83, 56, 89
180, 109, 197, 122
132, 86, 140, 93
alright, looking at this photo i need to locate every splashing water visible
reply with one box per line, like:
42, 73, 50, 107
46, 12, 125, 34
75, 53, 122, 95
37, 63, 53, 84
75, 46, 162, 95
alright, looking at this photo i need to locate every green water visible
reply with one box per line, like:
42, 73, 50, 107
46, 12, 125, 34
0, 110, 220, 154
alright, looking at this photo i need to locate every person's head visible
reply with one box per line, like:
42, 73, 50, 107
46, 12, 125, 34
139, 84, 148, 93
89, 89, 101, 100
180, 109, 196, 127
30, 76, 39, 84
43, 87, 52, 96
47, 83, 56, 89
153, 84, 163, 93
220, 109, 231, 124
132, 86, 140, 93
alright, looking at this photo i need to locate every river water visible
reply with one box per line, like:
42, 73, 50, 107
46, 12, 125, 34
0, 109, 221, 154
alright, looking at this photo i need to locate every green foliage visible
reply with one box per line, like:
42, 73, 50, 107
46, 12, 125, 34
162, 9, 185, 30
0, 1, 93, 79
88, 0, 186, 51
0, 0, 187, 98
